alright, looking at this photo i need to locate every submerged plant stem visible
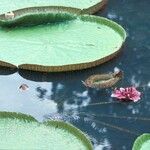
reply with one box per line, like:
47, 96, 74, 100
85, 101, 120, 106
92, 119, 138, 135
90, 114, 150, 122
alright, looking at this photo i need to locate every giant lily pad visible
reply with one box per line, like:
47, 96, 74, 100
0, 0, 107, 15
0, 7, 126, 72
132, 134, 150, 150
0, 112, 92, 149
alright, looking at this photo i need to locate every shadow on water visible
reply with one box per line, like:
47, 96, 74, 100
18, 54, 123, 82
0, 66, 17, 75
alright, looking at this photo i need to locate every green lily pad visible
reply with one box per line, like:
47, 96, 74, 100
0, 8, 126, 72
0, 7, 79, 27
132, 134, 150, 150
0, 0, 107, 15
0, 112, 92, 150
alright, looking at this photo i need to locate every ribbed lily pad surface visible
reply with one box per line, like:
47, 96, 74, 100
0, 112, 92, 150
132, 134, 150, 150
0, 0, 105, 14
0, 9, 126, 72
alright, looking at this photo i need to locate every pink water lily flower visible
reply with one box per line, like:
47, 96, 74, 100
111, 87, 141, 102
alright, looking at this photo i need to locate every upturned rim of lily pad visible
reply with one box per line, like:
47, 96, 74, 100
0, 0, 108, 15
0, 111, 93, 150
0, 6, 81, 27
80, 0, 108, 14
82, 70, 123, 88
132, 134, 150, 150
0, 6, 126, 72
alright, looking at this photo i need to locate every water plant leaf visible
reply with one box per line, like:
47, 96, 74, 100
83, 70, 123, 88
0, 111, 92, 150
0, 0, 107, 15
0, 7, 126, 72
132, 134, 150, 150
0, 7, 79, 27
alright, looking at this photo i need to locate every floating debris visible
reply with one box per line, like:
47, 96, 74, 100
5, 11, 15, 19
111, 87, 141, 102
19, 84, 29, 91
82, 70, 123, 88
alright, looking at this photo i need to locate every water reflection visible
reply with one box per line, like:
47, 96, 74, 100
0, 0, 150, 149
0, 67, 150, 149
0, 66, 17, 75
36, 86, 48, 99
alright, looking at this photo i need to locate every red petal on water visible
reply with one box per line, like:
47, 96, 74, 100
111, 87, 141, 102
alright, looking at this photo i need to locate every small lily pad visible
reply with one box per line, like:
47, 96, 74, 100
0, 7, 126, 72
132, 134, 150, 150
0, 0, 107, 15
0, 112, 92, 150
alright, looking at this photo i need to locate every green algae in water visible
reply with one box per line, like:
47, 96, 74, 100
0, 112, 92, 149
132, 134, 150, 150
0, 0, 102, 14
0, 15, 126, 69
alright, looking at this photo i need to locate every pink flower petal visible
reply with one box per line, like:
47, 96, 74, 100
111, 86, 141, 102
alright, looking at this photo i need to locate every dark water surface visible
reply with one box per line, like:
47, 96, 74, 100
0, 0, 150, 149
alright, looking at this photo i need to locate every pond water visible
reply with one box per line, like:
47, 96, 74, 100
0, 0, 150, 149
